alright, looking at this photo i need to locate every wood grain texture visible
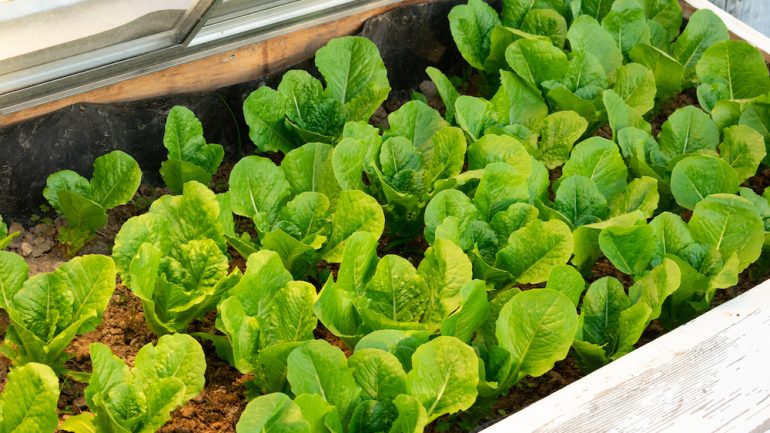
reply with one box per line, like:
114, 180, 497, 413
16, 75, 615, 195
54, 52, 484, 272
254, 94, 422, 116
483, 278, 770, 433
0, 0, 434, 127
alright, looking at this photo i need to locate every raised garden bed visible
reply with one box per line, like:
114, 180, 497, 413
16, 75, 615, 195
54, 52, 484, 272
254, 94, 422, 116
1, 1, 770, 432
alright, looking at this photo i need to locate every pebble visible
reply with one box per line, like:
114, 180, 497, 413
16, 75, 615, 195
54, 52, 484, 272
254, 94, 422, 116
20, 242, 32, 256
419, 80, 438, 98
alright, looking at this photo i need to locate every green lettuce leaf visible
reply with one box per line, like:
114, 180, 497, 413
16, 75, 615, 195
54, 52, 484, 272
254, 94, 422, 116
316, 36, 391, 122
235, 393, 310, 433
448, 0, 500, 70
567, 16, 623, 78
495, 289, 578, 387
160, 106, 224, 193
696, 40, 770, 111
601, 0, 651, 56
0, 363, 59, 433
688, 194, 764, 272
406, 336, 479, 422
670, 155, 739, 210
496, 219, 574, 284
671, 9, 728, 80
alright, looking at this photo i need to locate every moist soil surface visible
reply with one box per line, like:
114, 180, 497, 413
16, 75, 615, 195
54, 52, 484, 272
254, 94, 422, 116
2, 85, 770, 433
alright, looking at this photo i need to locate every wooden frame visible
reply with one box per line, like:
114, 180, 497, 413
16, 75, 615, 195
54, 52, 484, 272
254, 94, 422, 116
0, 0, 434, 127
2, 0, 767, 127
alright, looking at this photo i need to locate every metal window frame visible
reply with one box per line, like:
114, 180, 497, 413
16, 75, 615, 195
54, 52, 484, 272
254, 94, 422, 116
0, 0, 397, 116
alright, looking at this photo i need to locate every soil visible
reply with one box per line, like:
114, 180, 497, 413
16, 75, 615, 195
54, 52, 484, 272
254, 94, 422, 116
2, 83, 770, 433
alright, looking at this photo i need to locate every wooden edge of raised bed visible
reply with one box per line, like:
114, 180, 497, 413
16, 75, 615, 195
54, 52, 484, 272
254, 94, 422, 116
482, 277, 770, 433
0, 0, 433, 127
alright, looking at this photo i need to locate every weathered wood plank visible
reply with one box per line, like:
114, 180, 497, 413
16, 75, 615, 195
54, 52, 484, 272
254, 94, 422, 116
0, 0, 433, 127
483, 278, 770, 433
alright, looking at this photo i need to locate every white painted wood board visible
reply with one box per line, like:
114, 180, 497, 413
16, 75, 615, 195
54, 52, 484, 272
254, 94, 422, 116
482, 279, 770, 433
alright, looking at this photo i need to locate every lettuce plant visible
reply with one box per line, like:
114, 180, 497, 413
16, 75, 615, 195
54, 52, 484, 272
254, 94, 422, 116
0, 363, 60, 433
571, 266, 678, 371
44, 150, 142, 254
243, 36, 390, 153
235, 337, 479, 433
423, 142, 579, 286
315, 231, 490, 344
0, 215, 19, 249
59, 334, 206, 433
113, 181, 241, 335
160, 105, 224, 194
361, 101, 469, 228
654, 195, 764, 326
224, 152, 385, 277
472, 287, 578, 396
0, 252, 115, 371
205, 250, 317, 393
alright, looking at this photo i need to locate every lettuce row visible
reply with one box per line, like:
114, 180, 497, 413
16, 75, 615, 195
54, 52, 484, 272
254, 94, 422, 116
442, 0, 770, 144
243, 36, 391, 153
60, 334, 206, 433
0, 251, 116, 371
234, 337, 479, 433
44, 150, 142, 254
113, 181, 241, 335
160, 105, 225, 194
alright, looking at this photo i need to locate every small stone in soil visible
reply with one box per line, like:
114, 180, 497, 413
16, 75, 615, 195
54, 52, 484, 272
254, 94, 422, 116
19, 242, 32, 257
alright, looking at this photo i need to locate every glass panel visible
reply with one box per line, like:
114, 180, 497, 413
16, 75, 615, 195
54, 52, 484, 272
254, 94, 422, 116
206, 0, 295, 24
190, 0, 366, 47
0, 0, 206, 76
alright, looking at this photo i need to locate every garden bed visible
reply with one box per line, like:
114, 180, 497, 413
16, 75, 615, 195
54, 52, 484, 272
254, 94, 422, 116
2, 1, 770, 433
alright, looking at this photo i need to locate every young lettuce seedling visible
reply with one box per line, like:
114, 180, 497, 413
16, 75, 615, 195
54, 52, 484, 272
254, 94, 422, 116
160, 105, 224, 194
224, 151, 385, 278
0, 363, 60, 433
315, 231, 489, 346
44, 150, 141, 255
469, 288, 578, 397
59, 334, 205, 433
243, 36, 390, 153
112, 181, 241, 335
201, 250, 317, 394
360, 101, 469, 233
0, 251, 116, 372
